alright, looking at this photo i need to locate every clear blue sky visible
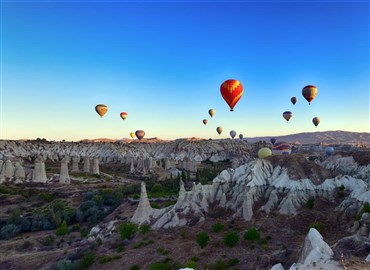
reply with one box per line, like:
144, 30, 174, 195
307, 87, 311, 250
1, 0, 369, 141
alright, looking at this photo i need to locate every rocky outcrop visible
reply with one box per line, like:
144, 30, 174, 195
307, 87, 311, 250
92, 157, 99, 175
83, 156, 90, 173
59, 158, 71, 184
71, 156, 80, 172
32, 156, 47, 183
131, 182, 153, 225
4, 160, 15, 179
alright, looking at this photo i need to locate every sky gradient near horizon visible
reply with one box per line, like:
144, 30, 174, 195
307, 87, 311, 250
1, 0, 369, 141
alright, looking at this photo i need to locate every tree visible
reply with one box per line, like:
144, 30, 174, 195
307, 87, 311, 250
196, 232, 209, 248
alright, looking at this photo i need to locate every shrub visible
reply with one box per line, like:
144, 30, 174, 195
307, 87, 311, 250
72, 223, 81, 231
243, 228, 260, 241
306, 197, 315, 209
53, 259, 75, 270
228, 258, 239, 267
9, 207, 21, 224
0, 224, 21, 239
212, 223, 224, 233
55, 220, 68, 236
139, 224, 150, 234
196, 232, 209, 248
130, 265, 140, 270
98, 255, 121, 264
41, 235, 55, 246
116, 244, 124, 252
79, 252, 95, 270
151, 183, 163, 193
80, 227, 88, 238
157, 247, 169, 255
118, 222, 138, 240
309, 221, 323, 232
223, 231, 239, 247
39, 192, 55, 202
149, 260, 171, 270
150, 202, 160, 209
362, 202, 370, 213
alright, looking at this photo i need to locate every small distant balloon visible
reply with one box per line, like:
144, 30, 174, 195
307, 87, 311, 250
230, 130, 236, 139
130, 132, 135, 138
209, 109, 215, 118
291, 97, 297, 105
302, 85, 318, 105
135, 130, 145, 140
203, 119, 208, 125
95, 104, 108, 117
325, 147, 334, 156
120, 112, 128, 120
270, 138, 276, 144
312, 117, 320, 127
258, 148, 272, 159
220, 79, 244, 111
283, 111, 293, 122
216, 126, 223, 135
239, 134, 243, 140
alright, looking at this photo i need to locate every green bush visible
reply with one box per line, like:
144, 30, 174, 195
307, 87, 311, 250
151, 183, 163, 193
149, 260, 172, 270
306, 197, 315, 209
212, 223, 224, 233
118, 222, 138, 240
243, 228, 260, 241
55, 220, 68, 236
196, 232, 209, 248
80, 227, 88, 238
228, 258, 239, 267
130, 265, 140, 270
150, 202, 160, 209
223, 231, 240, 247
309, 221, 324, 232
98, 255, 121, 264
362, 202, 370, 213
41, 235, 55, 246
53, 259, 75, 270
139, 224, 150, 234
79, 252, 95, 270
0, 224, 21, 239
39, 192, 55, 202
72, 223, 81, 231
157, 247, 169, 255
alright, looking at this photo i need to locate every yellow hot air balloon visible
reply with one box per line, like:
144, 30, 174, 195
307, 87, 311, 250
302, 85, 318, 105
312, 117, 320, 127
258, 148, 272, 158
130, 132, 135, 138
216, 126, 223, 135
95, 104, 108, 117
209, 109, 215, 118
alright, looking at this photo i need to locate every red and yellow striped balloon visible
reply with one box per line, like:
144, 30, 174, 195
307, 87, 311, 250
120, 112, 128, 120
220, 79, 244, 111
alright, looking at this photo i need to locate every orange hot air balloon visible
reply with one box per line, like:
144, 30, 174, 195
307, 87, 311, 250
95, 104, 108, 117
283, 111, 293, 122
302, 85, 318, 105
312, 117, 320, 127
203, 119, 208, 125
291, 97, 297, 105
216, 126, 223, 135
130, 132, 135, 138
208, 109, 215, 118
135, 130, 145, 140
220, 79, 243, 111
120, 112, 128, 120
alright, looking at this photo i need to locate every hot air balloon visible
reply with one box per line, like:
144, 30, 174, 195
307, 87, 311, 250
270, 138, 276, 144
312, 117, 320, 127
130, 132, 135, 138
283, 111, 293, 122
216, 127, 223, 135
230, 130, 237, 139
291, 97, 297, 105
272, 142, 292, 155
208, 109, 215, 118
120, 112, 128, 120
325, 147, 334, 156
203, 119, 208, 125
220, 79, 243, 111
239, 134, 244, 140
302, 85, 318, 105
258, 147, 272, 159
95, 104, 108, 117
135, 130, 145, 140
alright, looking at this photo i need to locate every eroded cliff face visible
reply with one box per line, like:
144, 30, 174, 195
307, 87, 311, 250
131, 157, 370, 230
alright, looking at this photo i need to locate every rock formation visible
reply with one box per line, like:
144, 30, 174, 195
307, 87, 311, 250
0, 160, 5, 183
4, 160, 15, 179
83, 156, 90, 173
92, 157, 99, 175
32, 156, 47, 183
59, 158, 71, 184
131, 182, 153, 225
71, 156, 80, 172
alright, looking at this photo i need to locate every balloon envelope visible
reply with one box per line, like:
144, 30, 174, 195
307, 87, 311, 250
135, 130, 145, 140
230, 130, 237, 139
291, 97, 297, 105
325, 147, 334, 156
216, 127, 223, 135
270, 138, 276, 144
95, 104, 108, 117
312, 117, 320, 127
220, 79, 243, 111
302, 85, 318, 104
272, 142, 292, 155
130, 132, 135, 138
258, 148, 272, 159
120, 112, 128, 120
239, 134, 243, 139
203, 119, 208, 125
283, 111, 293, 122
208, 109, 215, 118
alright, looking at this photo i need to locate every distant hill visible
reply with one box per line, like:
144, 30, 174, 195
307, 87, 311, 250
246, 130, 370, 145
